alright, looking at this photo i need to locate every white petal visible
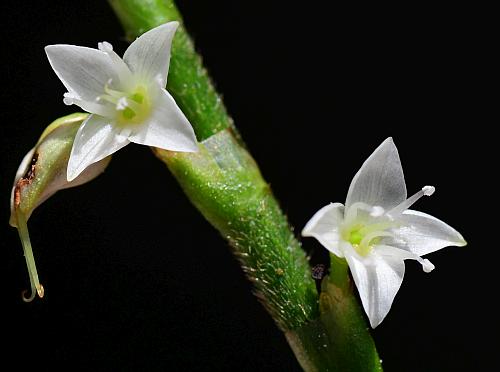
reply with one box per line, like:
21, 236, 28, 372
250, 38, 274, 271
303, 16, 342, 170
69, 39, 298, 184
67, 115, 129, 181
45, 45, 119, 101
63, 93, 115, 118
128, 89, 198, 152
302, 203, 345, 257
62, 158, 111, 190
123, 22, 179, 87
32, 158, 112, 216
393, 209, 467, 256
343, 244, 404, 328
345, 138, 407, 211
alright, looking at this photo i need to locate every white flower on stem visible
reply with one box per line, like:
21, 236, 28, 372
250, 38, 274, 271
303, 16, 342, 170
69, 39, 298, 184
45, 21, 198, 181
302, 138, 466, 328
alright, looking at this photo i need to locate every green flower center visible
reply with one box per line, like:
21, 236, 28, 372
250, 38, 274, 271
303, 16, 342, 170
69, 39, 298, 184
100, 85, 152, 125
342, 222, 396, 256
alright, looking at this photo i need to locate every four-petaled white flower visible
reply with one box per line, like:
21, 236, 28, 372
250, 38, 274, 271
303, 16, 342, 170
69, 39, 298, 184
45, 21, 198, 181
302, 138, 466, 328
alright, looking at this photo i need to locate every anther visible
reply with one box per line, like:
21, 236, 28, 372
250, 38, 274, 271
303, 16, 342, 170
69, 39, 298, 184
422, 186, 435, 196
116, 97, 129, 111
370, 206, 385, 217
98, 41, 113, 53
98, 42, 133, 84
421, 259, 435, 273
63, 92, 75, 106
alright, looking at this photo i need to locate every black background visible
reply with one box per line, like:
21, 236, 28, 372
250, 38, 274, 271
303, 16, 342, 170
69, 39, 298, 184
0, 1, 490, 371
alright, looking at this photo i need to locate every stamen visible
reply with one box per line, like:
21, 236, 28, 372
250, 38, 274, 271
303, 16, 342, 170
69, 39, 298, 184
98, 94, 119, 105
64, 93, 114, 118
104, 82, 126, 99
97, 41, 113, 53
98, 41, 133, 86
358, 222, 398, 236
370, 206, 385, 217
422, 185, 435, 196
345, 202, 381, 225
116, 97, 128, 111
15, 210, 44, 302
377, 245, 435, 272
63, 92, 75, 106
116, 97, 141, 113
421, 259, 435, 273
388, 186, 436, 217
359, 231, 394, 254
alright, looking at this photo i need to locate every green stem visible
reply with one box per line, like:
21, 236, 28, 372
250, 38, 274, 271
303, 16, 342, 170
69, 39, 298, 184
108, 1, 382, 370
286, 256, 382, 371
15, 210, 44, 302
109, 0, 317, 332
154, 130, 318, 329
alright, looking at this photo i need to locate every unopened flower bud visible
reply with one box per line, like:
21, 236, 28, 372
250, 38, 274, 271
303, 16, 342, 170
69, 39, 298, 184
10, 113, 111, 301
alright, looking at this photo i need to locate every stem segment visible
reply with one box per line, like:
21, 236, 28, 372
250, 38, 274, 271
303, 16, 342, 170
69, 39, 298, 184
155, 130, 318, 329
108, 1, 382, 370
285, 256, 382, 371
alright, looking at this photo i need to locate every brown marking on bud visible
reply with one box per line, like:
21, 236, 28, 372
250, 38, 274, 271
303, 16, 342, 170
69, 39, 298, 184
14, 153, 39, 208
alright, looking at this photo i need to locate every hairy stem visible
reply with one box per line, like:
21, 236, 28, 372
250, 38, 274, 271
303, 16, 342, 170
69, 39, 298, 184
109, 0, 382, 370
109, 0, 317, 331
155, 130, 318, 329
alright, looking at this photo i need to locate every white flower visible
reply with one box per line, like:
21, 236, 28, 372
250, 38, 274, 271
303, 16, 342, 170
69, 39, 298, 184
45, 22, 198, 181
302, 138, 466, 328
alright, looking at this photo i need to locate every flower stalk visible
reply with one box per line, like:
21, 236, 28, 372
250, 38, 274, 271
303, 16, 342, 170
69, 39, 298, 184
286, 255, 382, 372
11, 113, 111, 301
15, 210, 44, 302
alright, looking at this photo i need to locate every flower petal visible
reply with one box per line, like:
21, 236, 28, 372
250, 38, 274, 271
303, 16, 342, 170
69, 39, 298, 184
128, 89, 198, 152
392, 209, 467, 256
343, 243, 404, 328
302, 203, 345, 257
45, 45, 119, 101
123, 22, 179, 87
67, 115, 129, 181
345, 137, 407, 211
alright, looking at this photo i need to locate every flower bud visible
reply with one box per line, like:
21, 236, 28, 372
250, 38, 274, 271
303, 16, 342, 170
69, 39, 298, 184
10, 113, 111, 301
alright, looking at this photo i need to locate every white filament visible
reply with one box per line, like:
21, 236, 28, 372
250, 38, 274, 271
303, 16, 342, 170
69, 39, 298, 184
388, 186, 436, 217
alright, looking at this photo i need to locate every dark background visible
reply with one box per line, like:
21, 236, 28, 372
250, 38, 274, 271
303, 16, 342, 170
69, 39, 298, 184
0, 1, 489, 371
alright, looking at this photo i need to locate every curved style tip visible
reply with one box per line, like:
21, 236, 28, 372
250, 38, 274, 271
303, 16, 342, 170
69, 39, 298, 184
21, 289, 36, 303
21, 284, 44, 303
